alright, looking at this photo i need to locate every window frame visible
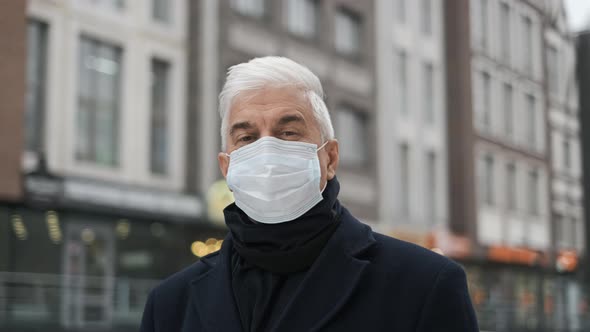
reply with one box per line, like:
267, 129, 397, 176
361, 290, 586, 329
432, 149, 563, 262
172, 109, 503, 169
546, 45, 559, 96
334, 105, 370, 168
334, 7, 363, 60
480, 154, 495, 206
399, 143, 411, 218
522, 15, 534, 75
396, 0, 406, 24
526, 93, 536, 149
25, 19, 49, 153
230, 0, 268, 19
425, 151, 437, 221
481, 72, 492, 130
527, 169, 539, 216
149, 58, 171, 175
500, 2, 511, 62
285, 0, 320, 40
423, 62, 435, 124
396, 50, 408, 116
75, 35, 123, 167
505, 162, 517, 211
420, 0, 433, 36
503, 82, 513, 137
152, 0, 172, 24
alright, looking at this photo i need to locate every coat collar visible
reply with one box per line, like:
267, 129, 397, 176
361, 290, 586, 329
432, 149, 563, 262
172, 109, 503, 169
189, 207, 376, 332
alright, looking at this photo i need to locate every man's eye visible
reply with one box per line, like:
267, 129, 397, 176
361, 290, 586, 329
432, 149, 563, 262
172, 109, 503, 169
238, 135, 254, 142
282, 131, 298, 137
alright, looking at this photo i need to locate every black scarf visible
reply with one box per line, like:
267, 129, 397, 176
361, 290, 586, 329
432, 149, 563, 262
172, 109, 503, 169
224, 177, 343, 274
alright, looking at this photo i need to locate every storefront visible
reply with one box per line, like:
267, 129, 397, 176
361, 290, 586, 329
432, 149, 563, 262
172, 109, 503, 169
0, 174, 228, 331
465, 263, 590, 332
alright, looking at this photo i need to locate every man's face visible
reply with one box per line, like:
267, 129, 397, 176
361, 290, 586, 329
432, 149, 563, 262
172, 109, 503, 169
218, 85, 338, 190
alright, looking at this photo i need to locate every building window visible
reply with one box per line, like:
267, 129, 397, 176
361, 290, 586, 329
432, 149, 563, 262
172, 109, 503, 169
336, 107, 368, 166
76, 37, 122, 166
470, 0, 480, 47
425, 152, 437, 221
25, 20, 48, 152
399, 144, 410, 217
557, 215, 582, 248
423, 62, 434, 123
421, 0, 432, 35
500, 2, 510, 61
480, 155, 494, 206
231, 0, 266, 18
150, 59, 170, 175
558, 217, 577, 248
563, 138, 571, 169
484, 155, 494, 205
480, 0, 488, 50
522, 16, 533, 75
88, 0, 125, 10
396, 50, 407, 115
396, 0, 406, 23
547, 46, 559, 95
152, 0, 171, 23
556, 215, 567, 247
528, 170, 539, 215
506, 163, 516, 210
572, 218, 579, 249
526, 94, 536, 148
286, 0, 319, 38
481, 72, 491, 129
334, 8, 361, 57
503, 83, 513, 137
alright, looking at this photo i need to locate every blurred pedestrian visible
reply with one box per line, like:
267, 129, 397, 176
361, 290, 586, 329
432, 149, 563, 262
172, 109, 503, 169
139, 56, 479, 332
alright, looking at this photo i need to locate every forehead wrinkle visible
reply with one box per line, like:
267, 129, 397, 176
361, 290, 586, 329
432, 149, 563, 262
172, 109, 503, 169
229, 121, 255, 136
276, 114, 306, 126
232, 86, 309, 110
227, 86, 320, 140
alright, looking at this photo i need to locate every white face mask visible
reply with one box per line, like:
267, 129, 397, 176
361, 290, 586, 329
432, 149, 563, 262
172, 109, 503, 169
225, 136, 328, 224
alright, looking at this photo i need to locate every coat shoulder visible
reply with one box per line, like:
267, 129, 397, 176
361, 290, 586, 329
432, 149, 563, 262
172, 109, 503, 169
141, 251, 224, 331
370, 231, 463, 278
150, 251, 221, 302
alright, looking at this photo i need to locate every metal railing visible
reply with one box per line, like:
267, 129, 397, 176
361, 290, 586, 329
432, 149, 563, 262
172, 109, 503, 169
0, 272, 158, 330
2, 271, 589, 332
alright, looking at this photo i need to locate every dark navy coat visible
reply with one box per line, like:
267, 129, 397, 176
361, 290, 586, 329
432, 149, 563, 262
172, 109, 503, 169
140, 208, 479, 332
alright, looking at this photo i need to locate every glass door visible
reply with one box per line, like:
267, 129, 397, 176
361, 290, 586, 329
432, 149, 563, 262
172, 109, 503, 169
61, 222, 114, 328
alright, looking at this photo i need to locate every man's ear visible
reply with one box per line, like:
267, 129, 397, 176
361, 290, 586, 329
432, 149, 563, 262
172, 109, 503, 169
325, 139, 339, 180
218, 152, 230, 178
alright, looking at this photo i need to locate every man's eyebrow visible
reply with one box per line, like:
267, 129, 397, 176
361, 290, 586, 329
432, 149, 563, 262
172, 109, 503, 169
277, 114, 306, 126
229, 121, 254, 136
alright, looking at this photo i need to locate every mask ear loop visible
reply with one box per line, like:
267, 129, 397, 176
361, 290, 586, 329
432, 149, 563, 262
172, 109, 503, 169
317, 141, 330, 194
317, 141, 329, 152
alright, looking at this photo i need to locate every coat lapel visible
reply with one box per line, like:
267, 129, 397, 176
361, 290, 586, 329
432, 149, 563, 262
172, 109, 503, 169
271, 209, 377, 332
188, 237, 243, 332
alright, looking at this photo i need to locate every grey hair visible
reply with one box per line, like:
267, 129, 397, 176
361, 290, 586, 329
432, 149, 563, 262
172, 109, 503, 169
218, 56, 335, 150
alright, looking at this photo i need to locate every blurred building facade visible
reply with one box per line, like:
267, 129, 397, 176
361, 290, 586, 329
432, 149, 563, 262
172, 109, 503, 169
544, 3, 586, 330
374, 0, 449, 242
454, 0, 587, 330
1, 0, 589, 331
468, 1, 553, 329
1, 1, 227, 331
377, 1, 587, 330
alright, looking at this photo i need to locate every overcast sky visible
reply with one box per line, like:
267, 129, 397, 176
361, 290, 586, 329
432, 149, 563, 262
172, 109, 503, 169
565, 0, 590, 31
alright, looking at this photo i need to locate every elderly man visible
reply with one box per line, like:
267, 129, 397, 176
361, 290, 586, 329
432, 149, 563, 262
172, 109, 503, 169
140, 57, 479, 332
